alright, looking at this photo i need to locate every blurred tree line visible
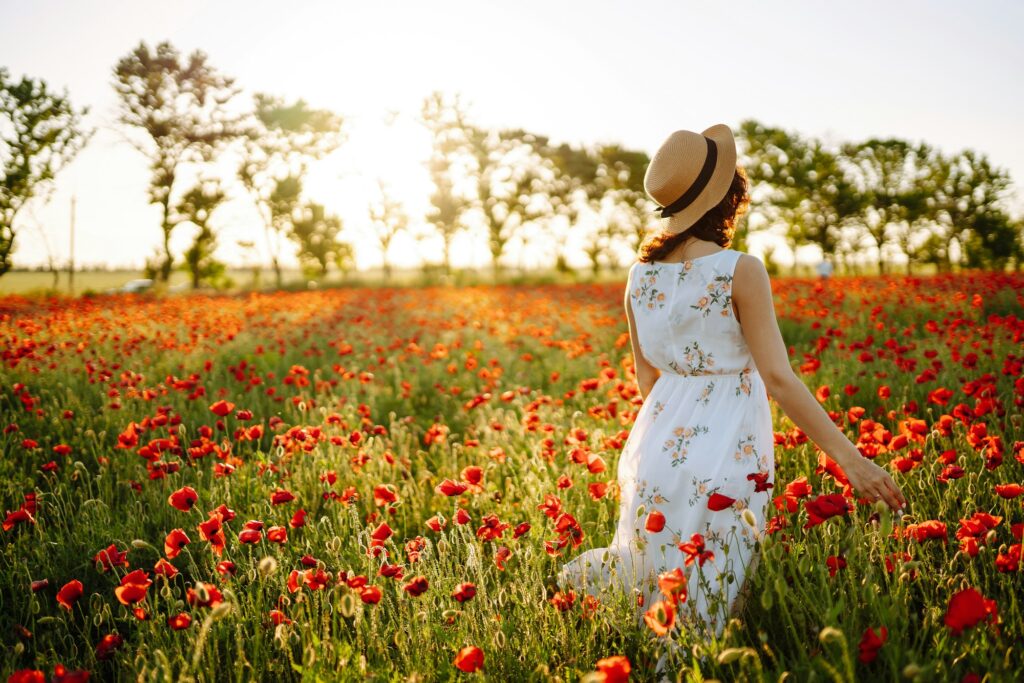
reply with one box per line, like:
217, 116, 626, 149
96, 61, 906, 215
1, 40, 1022, 289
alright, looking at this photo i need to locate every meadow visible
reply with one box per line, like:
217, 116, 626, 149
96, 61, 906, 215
1, 270, 1022, 682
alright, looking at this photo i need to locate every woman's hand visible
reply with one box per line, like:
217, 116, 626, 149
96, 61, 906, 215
836, 449, 908, 514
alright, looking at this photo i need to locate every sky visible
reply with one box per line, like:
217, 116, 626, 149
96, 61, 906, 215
1, 0, 1022, 271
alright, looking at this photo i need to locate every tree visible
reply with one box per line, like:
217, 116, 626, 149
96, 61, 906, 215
467, 126, 545, 277
112, 40, 243, 284
420, 91, 472, 276
533, 139, 599, 273
933, 149, 1016, 270
237, 93, 344, 288
174, 179, 227, 289
596, 144, 651, 268
737, 119, 864, 267
842, 138, 932, 274
367, 179, 409, 279
288, 201, 344, 280
0, 67, 90, 277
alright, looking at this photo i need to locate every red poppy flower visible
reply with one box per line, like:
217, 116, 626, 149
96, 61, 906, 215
595, 655, 631, 683
168, 612, 192, 630
93, 543, 129, 572
268, 609, 292, 626
114, 569, 152, 606
403, 575, 429, 597
270, 489, 295, 505
452, 581, 477, 602
359, 585, 382, 604
643, 599, 676, 636
303, 568, 331, 590
52, 665, 89, 683
857, 625, 888, 663
56, 579, 83, 611
826, 555, 847, 577
476, 513, 511, 541
678, 533, 715, 567
186, 581, 224, 608
164, 528, 191, 558
995, 544, 1021, 573
747, 471, 774, 492
153, 558, 179, 578
3, 507, 35, 532
657, 567, 687, 605
944, 587, 998, 635
289, 509, 307, 528
494, 546, 512, 571
454, 645, 484, 673
425, 515, 446, 532
267, 526, 287, 544
197, 513, 227, 556
216, 561, 237, 577
435, 478, 468, 496
803, 493, 853, 529
645, 510, 666, 533
904, 520, 948, 544
209, 400, 236, 417
238, 528, 262, 544
95, 633, 124, 660
168, 486, 198, 511
707, 492, 736, 511
994, 483, 1023, 499
8, 670, 44, 683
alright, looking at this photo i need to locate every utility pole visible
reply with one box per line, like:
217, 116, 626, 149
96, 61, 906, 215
68, 194, 76, 295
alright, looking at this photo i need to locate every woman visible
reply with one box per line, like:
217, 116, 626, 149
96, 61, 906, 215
556, 124, 908, 659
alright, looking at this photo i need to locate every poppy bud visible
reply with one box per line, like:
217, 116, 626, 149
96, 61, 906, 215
258, 556, 278, 579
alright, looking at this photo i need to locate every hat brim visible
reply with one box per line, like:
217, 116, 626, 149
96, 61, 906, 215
661, 123, 738, 235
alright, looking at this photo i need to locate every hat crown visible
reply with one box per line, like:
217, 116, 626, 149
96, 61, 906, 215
644, 130, 715, 207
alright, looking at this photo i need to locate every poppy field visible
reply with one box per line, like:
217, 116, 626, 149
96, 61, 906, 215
2, 271, 1023, 682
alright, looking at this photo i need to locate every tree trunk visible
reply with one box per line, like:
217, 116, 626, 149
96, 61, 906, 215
443, 233, 452, 276
272, 256, 282, 289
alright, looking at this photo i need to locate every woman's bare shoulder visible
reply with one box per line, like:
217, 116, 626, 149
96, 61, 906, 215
733, 253, 770, 296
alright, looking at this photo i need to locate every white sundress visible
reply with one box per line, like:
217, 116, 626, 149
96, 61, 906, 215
557, 248, 776, 642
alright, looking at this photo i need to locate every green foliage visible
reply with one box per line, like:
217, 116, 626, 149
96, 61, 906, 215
237, 93, 346, 288
111, 40, 244, 284
288, 201, 346, 280
0, 66, 91, 277
175, 179, 228, 289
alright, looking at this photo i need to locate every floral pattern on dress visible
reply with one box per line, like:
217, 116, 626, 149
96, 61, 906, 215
691, 274, 734, 318
733, 434, 758, 463
633, 267, 668, 311
696, 380, 716, 405
668, 341, 715, 375
735, 367, 753, 396
662, 424, 708, 467
649, 399, 666, 423
674, 260, 695, 284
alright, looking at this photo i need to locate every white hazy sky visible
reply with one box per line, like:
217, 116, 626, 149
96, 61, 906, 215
1, 0, 1022, 271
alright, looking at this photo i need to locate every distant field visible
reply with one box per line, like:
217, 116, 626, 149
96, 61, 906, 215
0, 264, 631, 296
0, 269, 314, 295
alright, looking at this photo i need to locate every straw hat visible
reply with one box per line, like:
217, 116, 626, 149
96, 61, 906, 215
644, 123, 738, 235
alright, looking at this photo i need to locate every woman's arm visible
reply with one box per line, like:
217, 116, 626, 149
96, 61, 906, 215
625, 271, 660, 400
732, 254, 908, 513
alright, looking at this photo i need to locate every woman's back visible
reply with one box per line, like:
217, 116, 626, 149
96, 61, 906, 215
628, 248, 756, 381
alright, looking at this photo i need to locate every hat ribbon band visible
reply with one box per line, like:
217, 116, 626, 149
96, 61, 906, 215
658, 136, 718, 219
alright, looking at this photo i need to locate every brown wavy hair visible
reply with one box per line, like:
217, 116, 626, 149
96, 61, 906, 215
638, 166, 751, 263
